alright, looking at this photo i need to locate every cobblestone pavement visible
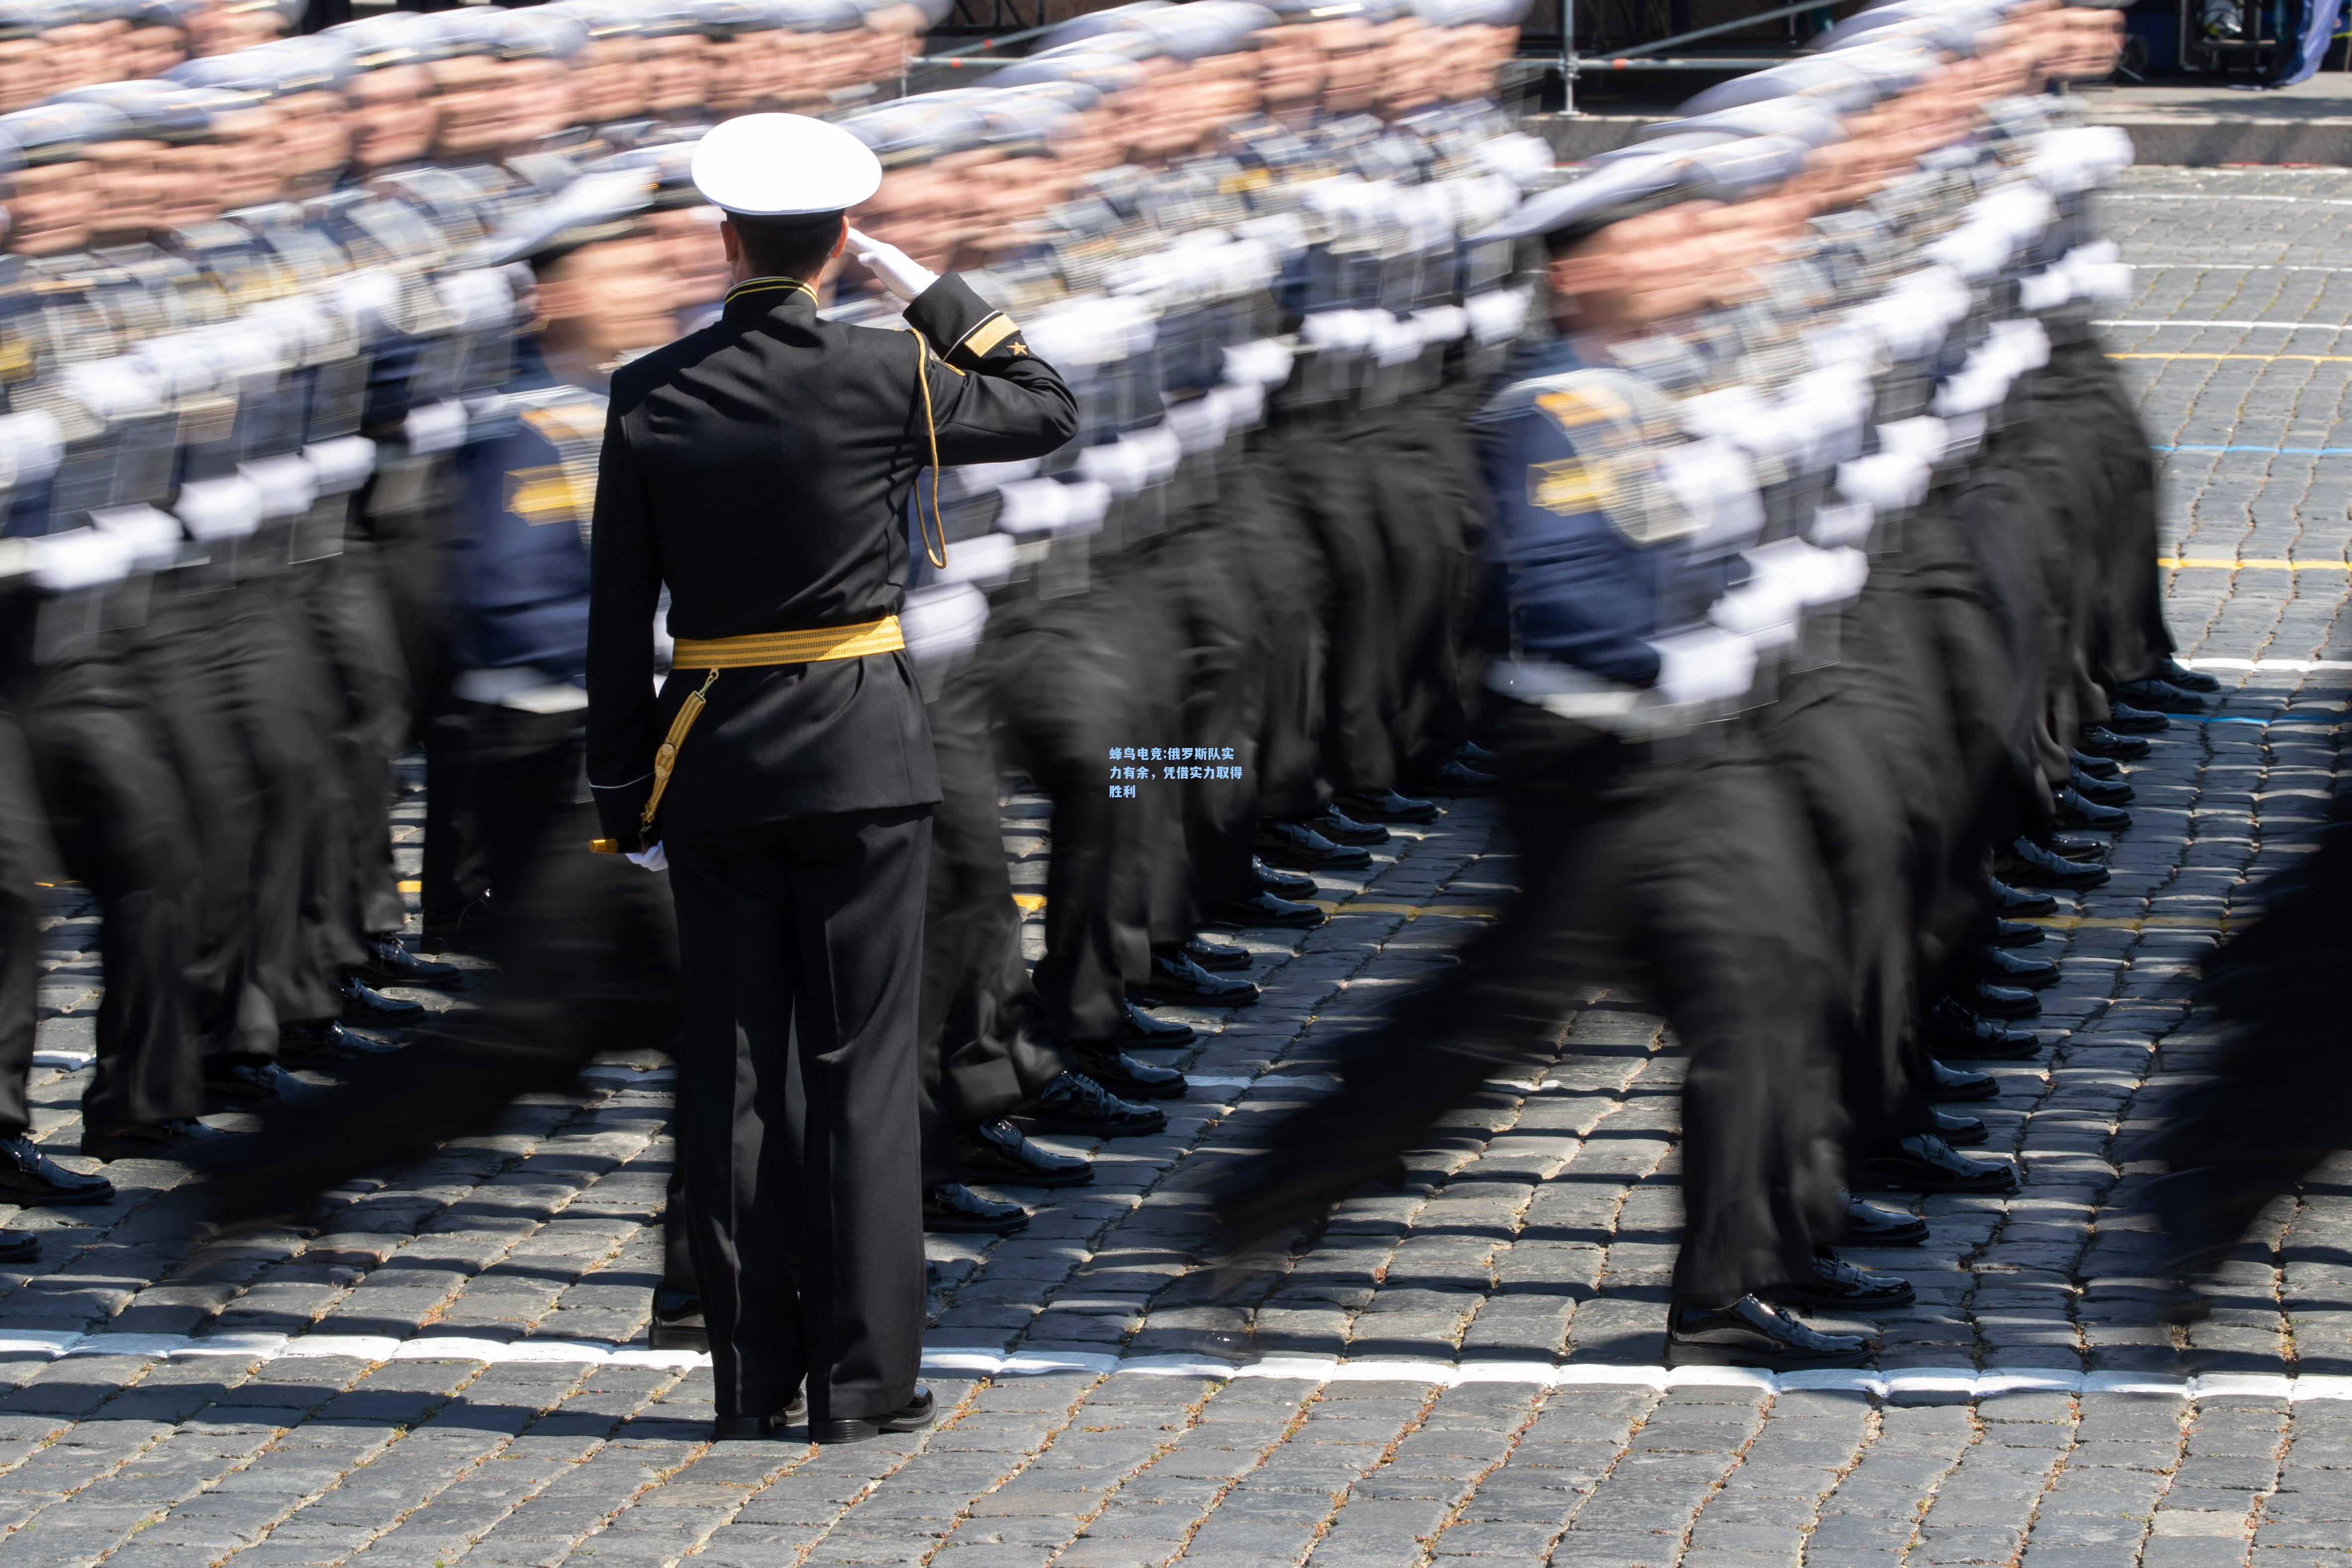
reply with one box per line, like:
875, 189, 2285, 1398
12, 165, 2352, 1567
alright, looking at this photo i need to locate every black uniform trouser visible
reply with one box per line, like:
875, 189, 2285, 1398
19, 653, 203, 1134
291, 550, 413, 943
2054, 335, 2173, 691
665, 805, 930, 1424
1139, 516, 1263, 911
1220, 709, 1844, 1308
1227, 443, 1330, 821
1283, 410, 1403, 795
917, 662, 1065, 1188
1363, 394, 1478, 775
0, 704, 46, 1141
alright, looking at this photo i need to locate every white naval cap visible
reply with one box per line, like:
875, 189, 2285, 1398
688, 112, 882, 218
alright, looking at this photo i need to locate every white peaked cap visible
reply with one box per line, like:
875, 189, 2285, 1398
689, 113, 883, 217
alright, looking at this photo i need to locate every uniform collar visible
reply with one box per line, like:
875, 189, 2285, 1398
723, 275, 821, 322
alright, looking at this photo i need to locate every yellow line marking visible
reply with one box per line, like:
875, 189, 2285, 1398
1013, 893, 1044, 912
2157, 557, 2350, 571
398, 880, 422, 894
2115, 352, 2352, 363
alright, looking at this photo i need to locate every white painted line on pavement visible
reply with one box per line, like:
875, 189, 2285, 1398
2098, 320, 2352, 331
2, 1329, 2341, 1402
2181, 658, 2352, 671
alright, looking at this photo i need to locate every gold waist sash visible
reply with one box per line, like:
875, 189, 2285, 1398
591, 614, 906, 852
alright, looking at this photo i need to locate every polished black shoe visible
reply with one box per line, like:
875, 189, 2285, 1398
2104, 701, 2170, 734
1665, 1295, 1873, 1370
1255, 819, 1371, 872
650, 1285, 707, 1352
1852, 1133, 2019, 1195
2157, 657, 2221, 694
1120, 999, 1196, 1046
2045, 831, 2111, 862
202, 1061, 310, 1108
1338, 787, 1439, 824
1993, 918, 2046, 948
1925, 997, 2043, 1059
0, 1230, 35, 1263
2069, 749, 2123, 781
1073, 1043, 1188, 1101
2069, 766, 2134, 806
1251, 858, 1317, 899
0, 1134, 113, 1205
1130, 951, 1261, 1008
1962, 979, 2041, 1019
1931, 1107, 1988, 1146
2077, 725, 2152, 760
2053, 787, 2132, 831
712, 1389, 806, 1440
1986, 875, 2058, 917
1309, 808, 1389, 847
340, 974, 424, 1025
960, 1118, 1094, 1188
80, 1119, 228, 1163
279, 1019, 401, 1060
419, 892, 495, 956
1769, 1250, 1916, 1312
1023, 1072, 1166, 1138
2118, 678, 2206, 715
1927, 1059, 2000, 1102
1417, 757, 1500, 795
1843, 1193, 1929, 1246
924, 1182, 1029, 1235
1182, 935, 1253, 971
357, 935, 466, 991
812, 1386, 935, 1445
1928, 1053, 2004, 1105
1202, 891, 1325, 930
2000, 837, 2109, 890
1977, 946, 2058, 989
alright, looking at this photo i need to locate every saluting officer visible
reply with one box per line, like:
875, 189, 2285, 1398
585, 112, 1076, 1445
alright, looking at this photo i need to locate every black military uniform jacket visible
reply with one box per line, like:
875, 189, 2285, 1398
586, 274, 1076, 842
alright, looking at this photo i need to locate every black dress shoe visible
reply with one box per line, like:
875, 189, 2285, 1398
0, 1134, 113, 1205
1073, 1043, 1188, 1101
1251, 858, 1317, 899
2157, 657, 2221, 694
1130, 951, 1261, 1008
2069, 766, 2134, 806
1120, 1000, 1196, 1046
2077, 725, 2152, 759
1416, 757, 1499, 795
1927, 1059, 2000, 1102
1986, 875, 2057, 917
279, 1019, 401, 1060
1993, 918, 2045, 948
202, 1061, 310, 1108
650, 1285, 707, 1352
1665, 1295, 1873, 1370
960, 1119, 1094, 1187
81, 1119, 228, 1163
1931, 1107, 1988, 1146
1769, 1250, 1916, 1311
0, 1230, 36, 1263
2104, 701, 2169, 734
1925, 997, 2043, 1059
420, 893, 496, 956
1843, 1193, 1929, 1246
2069, 749, 2124, 781
1202, 891, 1325, 930
1022, 1073, 1166, 1138
1182, 935, 1253, 971
1309, 808, 1389, 847
712, 1390, 806, 1441
340, 974, 424, 1024
924, 1182, 1029, 1235
812, 1385, 935, 1445
2000, 837, 2109, 890
357, 935, 466, 991
1851, 1133, 2019, 1195
1977, 946, 2058, 989
2045, 831, 2111, 862
1338, 787, 1440, 824
1254, 819, 1371, 872
2053, 788, 2132, 831
2118, 678, 2206, 715
1962, 979, 2040, 1019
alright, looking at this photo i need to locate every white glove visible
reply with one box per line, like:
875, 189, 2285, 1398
846, 226, 938, 304
627, 842, 669, 873
1647, 626, 1757, 709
